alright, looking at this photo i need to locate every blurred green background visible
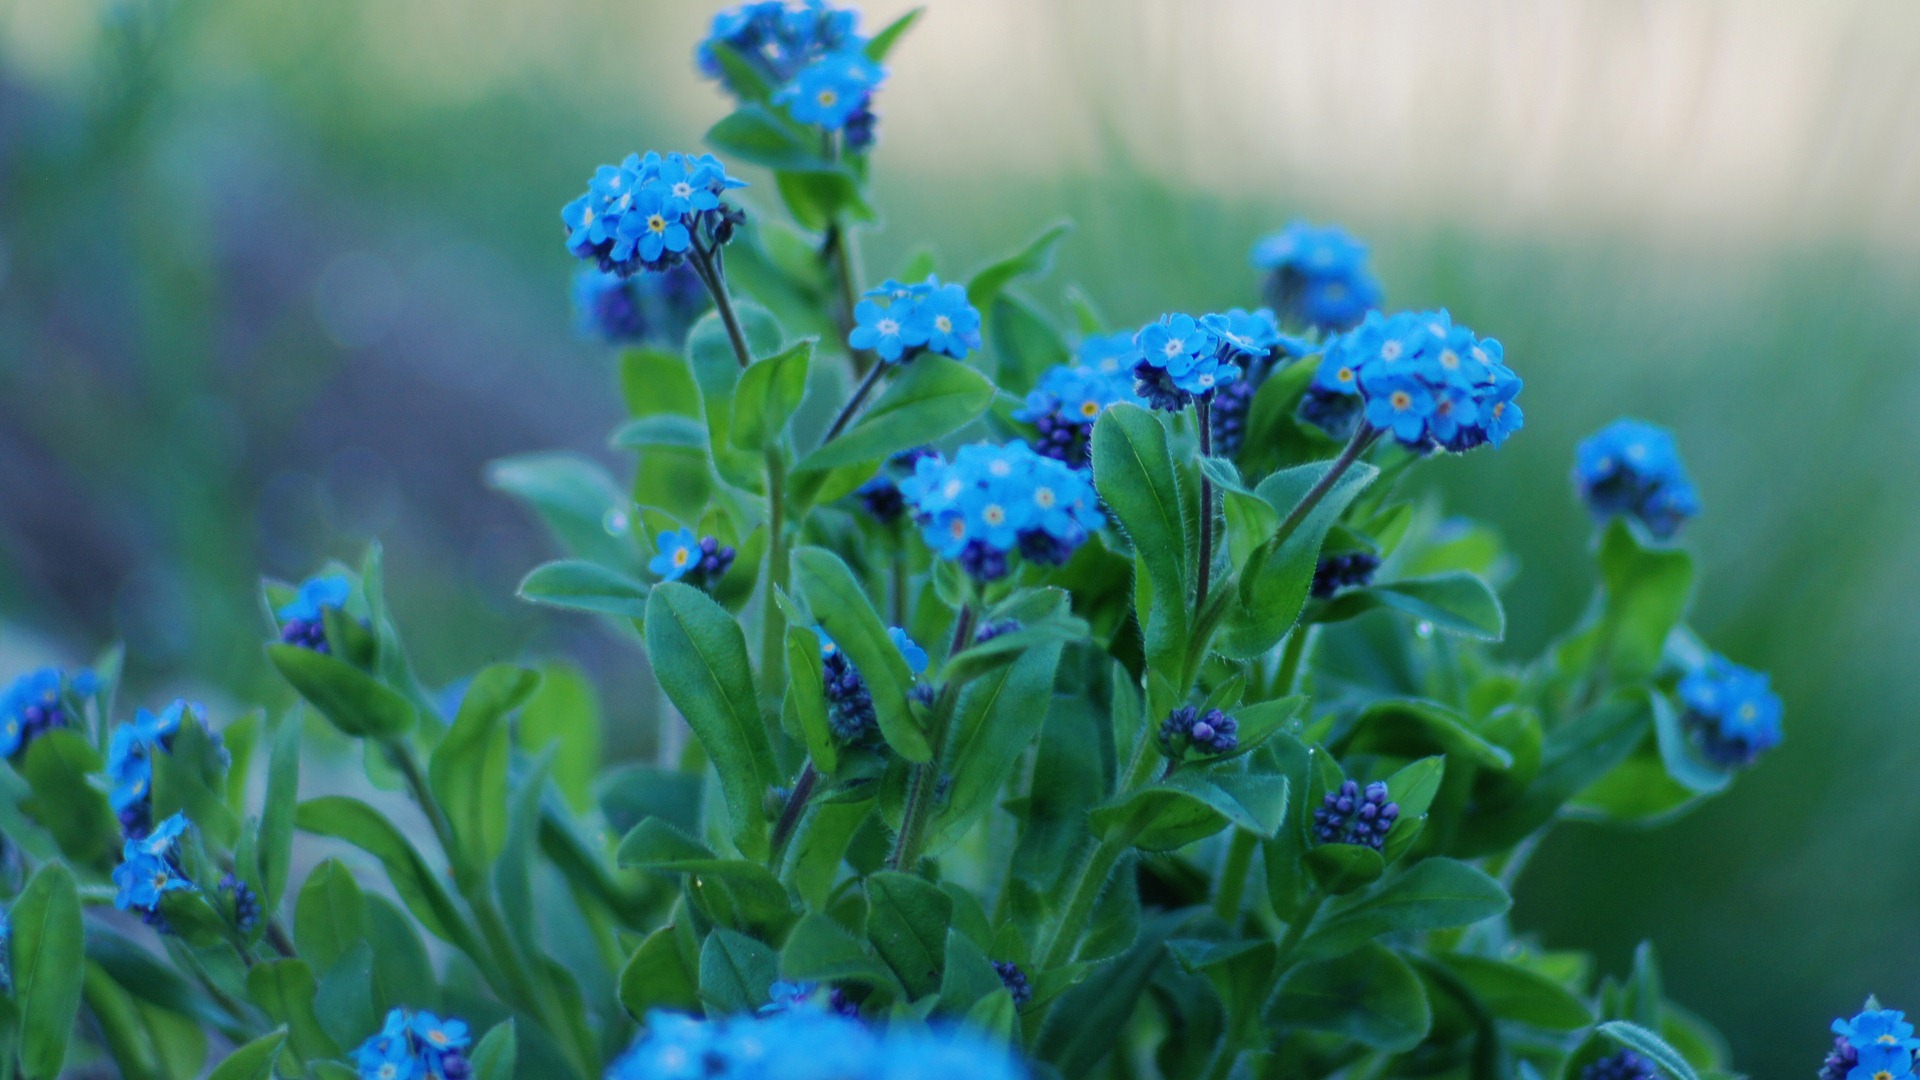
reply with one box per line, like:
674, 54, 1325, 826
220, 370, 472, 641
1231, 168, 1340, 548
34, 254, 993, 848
3, 1, 1916, 1074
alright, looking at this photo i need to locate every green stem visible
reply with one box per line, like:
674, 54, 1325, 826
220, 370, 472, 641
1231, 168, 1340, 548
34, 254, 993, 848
769, 760, 819, 870
1039, 835, 1128, 969
692, 244, 752, 369
760, 448, 790, 712
822, 361, 887, 444
1275, 891, 1328, 966
1195, 398, 1216, 608
887, 604, 975, 871
1271, 426, 1381, 547
1212, 828, 1258, 924
1275, 625, 1312, 697
822, 221, 874, 376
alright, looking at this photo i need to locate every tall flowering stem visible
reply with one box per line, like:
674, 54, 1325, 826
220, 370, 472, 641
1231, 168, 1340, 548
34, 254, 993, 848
768, 759, 819, 869
1273, 424, 1382, 547
688, 242, 753, 369
823, 361, 888, 443
887, 603, 975, 871
1195, 397, 1217, 606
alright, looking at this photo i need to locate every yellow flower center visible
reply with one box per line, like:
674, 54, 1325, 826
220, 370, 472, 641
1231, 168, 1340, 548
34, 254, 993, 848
1034, 487, 1056, 508
1739, 702, 1757, 721
1079, 400, 1101, 418
1491, 402, 1506, 418
673, 549, 690, 566
935, 315, 953, 333
1390, 391, 1412, 410
647, 214, 668, 233
817, 89, 838, 106
1439, 350, 1460, 369
1336, 367, 1355, 383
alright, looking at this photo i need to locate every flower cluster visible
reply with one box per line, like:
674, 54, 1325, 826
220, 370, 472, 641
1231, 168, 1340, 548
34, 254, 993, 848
105, 700, 201, 838
1250, 221, 1383, 333
651, 528, 736, 587
697, 2, 885, 149
609, 1008, 1027, 1080
1159, 706, 1238, 757
993, 960, 1033, 1007
278, 575, 350, 653
562, 152, 747, 277
573, 264, 710, 346
0, 667, 80, 759
1678, 653, 1783, 768
849, 276, 981, 363
1580, 1050, 1660, 1080
898, 442, 1103, 582
1821, 1006, 1920, 1080
111, 814, 195, 924
813, 626, 926, 742
1301, 309, 1523, 452
1573, 419, 1701, 540
1129, 313, 1253, 411
219, 873, 260, 933
1311, 551, 1381, 599
1014, 356, 1143, 467
354, 1008, 472, 1080
1312, 780, 1400, 850
973, 619, 1020, 644
853, 447, 938, 523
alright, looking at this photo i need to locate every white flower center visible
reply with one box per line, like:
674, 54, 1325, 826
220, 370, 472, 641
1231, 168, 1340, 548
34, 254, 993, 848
935, 315, 953, 333
877, 319, 899, 335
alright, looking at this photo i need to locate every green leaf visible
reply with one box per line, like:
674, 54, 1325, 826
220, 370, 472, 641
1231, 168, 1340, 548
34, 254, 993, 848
776, 170, 872, 231
707, 105, 831, 171
1599, 1020, 1704, 1080
700, 928, 779, 1014
1090, 770, 1288, 852
517, 559, 651, 619
13, 863, 84, 1080
616, 818, 793, 931
518, 661, 603, 814
866, 871, 953, 999
294, 859, 369, 973
732, 339, 814, 451
610, 414, 708, 450
1219, 458, 1379, 658
1332, 698, 1514, 771
18, 730, 115, 866
1270, 943, 1431, 1052
1431, 954, 1593, 1031
1298, 858, 1511, 962
246, 960, 341, 1063
294, 797, 474, 950
780, 913, 904, 999
792, 546, 928, 761
966, 221, 1071, 311
1316, 572, 1506, 640
705, 41, 776, 102
990, 292, 1070, 391
259, 718, 301, 910
268, 645, 417, 739
1216, 695, 1306, 761
796, 356, 995, 472
644, 582, 780, 858
939, 929, 1006, 1016
864, 7, 923, 60
430, 664, 539, 872
1034, 911, 1185, 1077
784, 626, 839, 772
468, 1021, 518, 1080
1090, 404, 1189, 671
206, 1028, 287, 1080
1303, 844, 1386, 895
485, 451, 637, 571
150, 712, 239, 848
620, 926, 701, 1019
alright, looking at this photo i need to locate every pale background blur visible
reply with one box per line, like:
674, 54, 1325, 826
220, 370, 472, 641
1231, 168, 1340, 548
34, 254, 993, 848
4, 2, 1918, 1075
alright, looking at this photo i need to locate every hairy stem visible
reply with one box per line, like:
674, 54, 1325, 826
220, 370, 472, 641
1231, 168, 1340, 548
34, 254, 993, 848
822, 221, 876, 376
1196, 397, 1216, 607
1212, 828, 1258, 924
760, 448, 790, 713
769, 760, 819, 869
823, 361, 888, 444
691, 244, 752, 369
1271, 425, 1381, 547
887, 604, 976, 871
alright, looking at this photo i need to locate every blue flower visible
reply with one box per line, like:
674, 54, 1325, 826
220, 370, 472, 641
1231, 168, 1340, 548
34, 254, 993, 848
1850, 1046, 1916, 1080
849, 276, 981, 363
1574, 419, 1700, 540
607, 1008, 1027, 1080
608, 1011, 719, 1080
777, 49, 885, 130
697, 1, 861, 94
1300, 309, 1522, 451
1250, 221, 1383, 332
1310, 780, 1401, 850
651, 528, 700, 581
899, 442, 1103, 581
352, 1007, 474, 1080
410, 1012, 470, 1056
357, 1036, 417, 1080
106, 702, 198, 834
1678, 653, 1782, 768
1201, 307, 1284, 361
1015, 362, 1143, 467
573, 264, 709, 346
112, 814, 195, 915
1840, 1010, 1920, 1053
849, 297, 917, 361
887, 627, 928, 675
1077, 331, 1142, 376
563, 152, 746, 276
0, 667, 75, 760
1159, 706, 1238, 757
278, 575, 350, 623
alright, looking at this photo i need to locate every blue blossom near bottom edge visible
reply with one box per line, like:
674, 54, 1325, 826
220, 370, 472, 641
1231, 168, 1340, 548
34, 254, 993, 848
353, 1007, 473, 1080
607, 1008, 1027, 1080
1579, 1049, 1659, 1080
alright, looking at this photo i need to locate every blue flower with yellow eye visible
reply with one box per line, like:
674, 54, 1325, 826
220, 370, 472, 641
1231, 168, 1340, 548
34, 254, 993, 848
0, 667, 74, 760
651, 528, 700, 582
849, 275, 980, 363
697, 1, 861, 96
1678, 653, 1782, 768
1573, 419, 1699, 539
908, 281, 982, 358
1300, 308, 1521, 451
1078, 331, 1142, 376
900, 442, 1101, 581
777, 49, 884, 130
562, 152, 746, 277
1016, 362, 1142, 466
1132, 314, 1243, 410
112, 813, 195, 916
850, 297, 917, 361
1251, 220, 1383, 332
1839, 1010, 1920, 1053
